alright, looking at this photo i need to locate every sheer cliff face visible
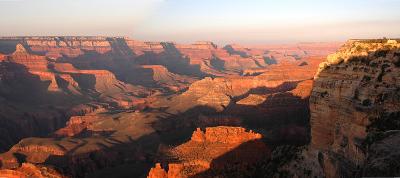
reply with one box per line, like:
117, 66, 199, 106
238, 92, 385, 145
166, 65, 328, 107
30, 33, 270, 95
310, 39, 400, 177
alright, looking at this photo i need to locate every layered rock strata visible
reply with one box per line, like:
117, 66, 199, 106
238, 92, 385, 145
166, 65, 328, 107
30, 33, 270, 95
278, 39, 400, 177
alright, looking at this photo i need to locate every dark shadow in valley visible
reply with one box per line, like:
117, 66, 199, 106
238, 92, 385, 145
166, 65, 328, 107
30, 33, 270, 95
223, 45, 250, 58
135, 42, 208, 78
59, 50, 126, 71
0, 61, 53, 103
152, 105, 221, 146
44, 132, 162, 178
263, 56, 277, 65
13, 153, 27, 165
107, 37, 136, 57
210, 55, 225, 71
225, 94, 310, 146
231, 80, 301, 102
190, 139, 270, 178
70, 73, 97, 92
121, 66, 158, 87
0, 61, 86, 152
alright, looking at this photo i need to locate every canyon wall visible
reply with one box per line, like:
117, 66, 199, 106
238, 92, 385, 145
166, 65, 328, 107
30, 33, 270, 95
310, 39, 400, 177
277, 39, 400, 177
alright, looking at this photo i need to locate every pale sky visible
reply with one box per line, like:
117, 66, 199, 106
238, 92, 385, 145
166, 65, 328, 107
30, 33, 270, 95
1, 0, 399, 44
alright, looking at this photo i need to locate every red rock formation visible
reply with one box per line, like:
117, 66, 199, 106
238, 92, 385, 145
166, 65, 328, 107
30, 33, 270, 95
290, 80, 314, 99
52, 62, 148, 107
167, 71, 315, 112
25, 36, 112, 59
190, 128, 207, 142
148, 127, 269, 178
0, 53, 5, 61
125, 65, 195, 91
193, 127, 262, 143
147, 163, 168, 178
0, 163, 65, 178
53, 63, 80, 73
6, 44, 62, 92
9, 44, 49, 70
125, 40, 165, 55
55, 115, 99, 137
0, 169, 26, 178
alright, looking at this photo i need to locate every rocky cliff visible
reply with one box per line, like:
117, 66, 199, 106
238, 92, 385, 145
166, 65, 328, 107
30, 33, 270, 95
310, 39, 400, 177
275, 39, 400, 177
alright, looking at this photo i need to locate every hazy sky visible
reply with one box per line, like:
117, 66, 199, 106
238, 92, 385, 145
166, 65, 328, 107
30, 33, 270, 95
1, 0, 400, 44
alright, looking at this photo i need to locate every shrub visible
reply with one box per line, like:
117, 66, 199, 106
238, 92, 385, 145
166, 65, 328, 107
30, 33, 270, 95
374, 50, 389, 58
362, 76, 371, 82
362, 99, 372, 106
394, 57, 400, 67
320, 91, 328, 98
368, 111, 400, 132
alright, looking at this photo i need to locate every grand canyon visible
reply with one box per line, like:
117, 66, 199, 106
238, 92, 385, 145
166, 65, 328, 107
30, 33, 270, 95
0, 1, 399, 177
0, 36, 398, 178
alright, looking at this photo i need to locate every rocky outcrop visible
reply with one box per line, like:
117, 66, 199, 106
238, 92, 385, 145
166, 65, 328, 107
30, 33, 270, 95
54, 115, 100, 137
309, 39, 400, 177
0, 53, 5, 61
275, 39, 400, 177
7, 44, 61, 92
168, 75, 303, 112
236, 94, 267, 105
148, 126, 269, 178
54, 104, 107, 137
0, 163, 65, 178
125, 40, 165, 55
290, 79, 314, 99
190, 127, 262, 143
124, 65, 194, 92
52, 62, 146, 106
147, 163, 168, 178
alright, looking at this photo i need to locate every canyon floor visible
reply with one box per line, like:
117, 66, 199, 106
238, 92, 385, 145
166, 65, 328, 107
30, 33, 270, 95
0, 37, 399, 178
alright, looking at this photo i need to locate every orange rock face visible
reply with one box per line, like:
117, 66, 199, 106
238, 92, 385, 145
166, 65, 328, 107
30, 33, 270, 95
147, 163, 168, 178
191, 127, 262, 144
0, 53, 5, 61
148, 127, 269, 178
0, 163, 65, 178
293, 39, 400, 177
25, 36, 112, 59
55, 115, 99, 137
